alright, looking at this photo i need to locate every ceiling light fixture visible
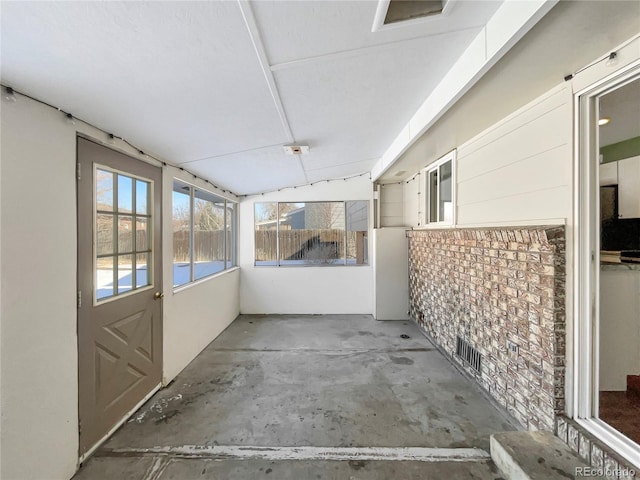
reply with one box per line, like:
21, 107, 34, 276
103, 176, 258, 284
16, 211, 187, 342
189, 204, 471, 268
598, 117, 611, 126
2, 86, 16, 103
283, 145, 310, 155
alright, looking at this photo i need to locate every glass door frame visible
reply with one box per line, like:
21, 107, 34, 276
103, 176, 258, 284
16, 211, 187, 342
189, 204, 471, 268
573, 63, 640, 469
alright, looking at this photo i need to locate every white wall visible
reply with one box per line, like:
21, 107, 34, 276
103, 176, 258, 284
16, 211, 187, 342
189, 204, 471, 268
455, 84, 572, 226
379, 183, 404, 227
239, 176, 374, 314
1, 95, 240, 480
373, 228, 409, 320
1, 98, 79, 480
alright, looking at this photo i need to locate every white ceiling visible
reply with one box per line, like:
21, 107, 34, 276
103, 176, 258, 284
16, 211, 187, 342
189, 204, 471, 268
1, 0, 504, 195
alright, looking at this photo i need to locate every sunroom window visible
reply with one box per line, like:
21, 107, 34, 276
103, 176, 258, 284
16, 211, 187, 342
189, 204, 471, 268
425, 151, 455, 225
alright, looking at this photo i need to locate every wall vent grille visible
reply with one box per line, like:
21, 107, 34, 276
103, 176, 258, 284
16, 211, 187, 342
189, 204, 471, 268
456, 335, 482, 374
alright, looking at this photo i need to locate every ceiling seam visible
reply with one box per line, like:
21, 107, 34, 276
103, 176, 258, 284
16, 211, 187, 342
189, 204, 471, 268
176, 142, 287, 165
237, 0, 295, 145
269, 25, 484, 72
297, 157, 310, 184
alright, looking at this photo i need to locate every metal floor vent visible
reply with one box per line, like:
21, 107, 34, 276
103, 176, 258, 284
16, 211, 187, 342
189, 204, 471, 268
456, 336, 482, 374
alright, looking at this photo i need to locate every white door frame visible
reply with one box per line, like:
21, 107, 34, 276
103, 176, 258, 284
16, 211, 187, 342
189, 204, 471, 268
573, 62, 640, 469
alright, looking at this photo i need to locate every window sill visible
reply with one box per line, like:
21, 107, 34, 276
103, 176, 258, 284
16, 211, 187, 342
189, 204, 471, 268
172, 266, 239, 294
252, 263, 370, 268
412, 223, 455, 230
574, 417, 640, 470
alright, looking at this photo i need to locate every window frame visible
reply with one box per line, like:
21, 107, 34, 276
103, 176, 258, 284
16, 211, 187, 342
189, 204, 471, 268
94, 164, 155, 305
172, 179, 237, 289
423, 150, 456, 226
253, 200, 369, 267
572, 65, 640, 470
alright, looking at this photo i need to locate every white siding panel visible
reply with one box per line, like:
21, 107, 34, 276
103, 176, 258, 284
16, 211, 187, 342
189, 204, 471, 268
457, 185, 570, 225
456, 84, 572, 225
380, 183, 404, 227
380, 183, 404, 203
457, 86, 568, 159
381, 202, 403, 218
381, 217, 405, 227
458, 145, 570, 206
458, 89, 570, 183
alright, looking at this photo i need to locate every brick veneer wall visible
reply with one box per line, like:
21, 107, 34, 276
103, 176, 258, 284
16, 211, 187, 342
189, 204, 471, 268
556, 416, 638, 478
407, 226, 566, 431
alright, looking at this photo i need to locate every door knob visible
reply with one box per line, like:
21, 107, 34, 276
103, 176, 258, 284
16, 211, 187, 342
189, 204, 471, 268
153, 292, 164, 300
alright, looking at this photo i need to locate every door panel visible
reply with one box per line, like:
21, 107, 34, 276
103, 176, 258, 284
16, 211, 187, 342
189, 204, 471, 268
77, 137, 162, 456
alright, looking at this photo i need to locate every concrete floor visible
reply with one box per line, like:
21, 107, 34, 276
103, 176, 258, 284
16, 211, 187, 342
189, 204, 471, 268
74, 314, 516, 479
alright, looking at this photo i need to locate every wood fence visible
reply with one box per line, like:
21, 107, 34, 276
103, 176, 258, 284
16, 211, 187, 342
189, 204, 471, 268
97, 229, 365, 264
173, 231, 230, 262
255, 229, 365, 263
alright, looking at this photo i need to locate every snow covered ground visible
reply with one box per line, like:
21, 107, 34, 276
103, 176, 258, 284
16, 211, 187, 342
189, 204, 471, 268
97, 261, 226, 299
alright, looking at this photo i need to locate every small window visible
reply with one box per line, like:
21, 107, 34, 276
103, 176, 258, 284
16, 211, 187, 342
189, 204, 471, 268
425, 151, 455, 225
254, 201, 369, 266
173, 180, 237, 288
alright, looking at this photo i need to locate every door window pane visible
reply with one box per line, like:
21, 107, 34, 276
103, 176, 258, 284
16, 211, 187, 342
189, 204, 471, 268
136, 180, 149, 215
254, 202, 278, 266
96, 169, 114, 211
136, 217, 149, 251
118, 215, 134, 253
117, 255, 133, 294
117, 175, 133, 213
97, 214, 115, 255
136, 253, 150, 288
96, 257, 114, 300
